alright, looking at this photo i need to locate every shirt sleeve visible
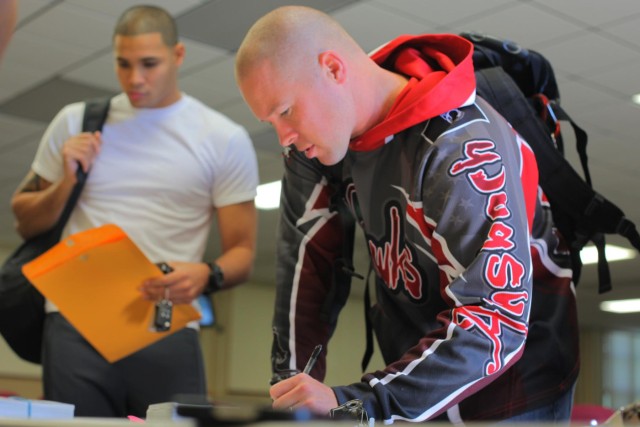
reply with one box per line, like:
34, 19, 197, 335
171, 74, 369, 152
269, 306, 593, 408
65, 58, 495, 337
210, 126, 259, 207
31, 102, 85, 183
271, 148, 356, 382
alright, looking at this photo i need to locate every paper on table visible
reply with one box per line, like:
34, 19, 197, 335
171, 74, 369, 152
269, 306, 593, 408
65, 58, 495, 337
22, 223, 200, 363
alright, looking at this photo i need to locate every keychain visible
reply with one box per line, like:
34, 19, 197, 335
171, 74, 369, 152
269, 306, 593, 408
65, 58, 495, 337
153, 262, 173, 332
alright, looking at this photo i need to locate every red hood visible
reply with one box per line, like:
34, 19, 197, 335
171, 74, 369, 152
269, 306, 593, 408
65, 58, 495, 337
350, 34, 476, 151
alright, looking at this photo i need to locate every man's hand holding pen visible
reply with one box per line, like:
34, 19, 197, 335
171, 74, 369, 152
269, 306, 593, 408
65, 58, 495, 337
270, 344, 338, 416
270, 370, 338, 415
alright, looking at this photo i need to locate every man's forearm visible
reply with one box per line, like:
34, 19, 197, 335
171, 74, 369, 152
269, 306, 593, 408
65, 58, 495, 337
11, 174, 75, 239
213, 245, 255, 289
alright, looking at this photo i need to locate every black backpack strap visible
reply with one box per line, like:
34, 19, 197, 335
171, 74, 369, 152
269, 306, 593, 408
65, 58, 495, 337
55, 97, 111, 232
361, 264, 374, 372
82, 96, 111, 133
552, 104, 590, 185
532, 95, 592, 187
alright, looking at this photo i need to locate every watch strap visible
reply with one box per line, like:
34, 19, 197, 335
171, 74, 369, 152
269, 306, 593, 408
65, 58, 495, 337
204, 262, 224, 294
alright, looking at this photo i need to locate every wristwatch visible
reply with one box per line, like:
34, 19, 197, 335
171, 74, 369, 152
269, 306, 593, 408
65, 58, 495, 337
203, 262, 224, 295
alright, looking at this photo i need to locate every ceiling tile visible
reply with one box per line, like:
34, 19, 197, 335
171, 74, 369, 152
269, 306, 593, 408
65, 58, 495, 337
554, 77, 620, 113
333, 3, 430, 52
181, 38, 229, 73
585, 103, 640, 144
0, 113, 46, 149
63, 0, 204, 18
530, 0, 640, 26
602, 17, 640, 53
16, 0, 55, 23
63, 53, 120, 93
455, 2, 584, 46
582, 59, 640, 100
176, 0, 360, 52
0, 77, 115, 122
536, 32, 640, 77
369, 0, 515, 29
0, 61, 50, 103
19, 2, 115, 51
2, 31, 94, 77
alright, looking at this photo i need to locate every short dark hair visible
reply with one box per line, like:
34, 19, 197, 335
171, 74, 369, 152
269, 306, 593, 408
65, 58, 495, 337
113, 5, 178, 46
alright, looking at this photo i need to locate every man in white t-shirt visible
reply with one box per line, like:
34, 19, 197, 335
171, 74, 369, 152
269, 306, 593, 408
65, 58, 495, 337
11, 5, 258, 418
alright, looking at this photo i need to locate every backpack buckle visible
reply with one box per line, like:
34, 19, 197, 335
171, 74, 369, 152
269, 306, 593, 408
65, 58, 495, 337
532, 94, 561, 142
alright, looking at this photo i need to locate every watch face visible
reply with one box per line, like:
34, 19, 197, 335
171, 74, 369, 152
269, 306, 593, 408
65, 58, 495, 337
213, 264, 224, 288
206, 263, 224, 294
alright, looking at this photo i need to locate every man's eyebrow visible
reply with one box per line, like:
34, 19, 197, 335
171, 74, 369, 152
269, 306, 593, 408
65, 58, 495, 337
265, 102, 286, 120
115, 55, 160, 62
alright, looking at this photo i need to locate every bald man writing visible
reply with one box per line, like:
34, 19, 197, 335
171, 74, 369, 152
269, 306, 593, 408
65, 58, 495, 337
236, 6, 579, 424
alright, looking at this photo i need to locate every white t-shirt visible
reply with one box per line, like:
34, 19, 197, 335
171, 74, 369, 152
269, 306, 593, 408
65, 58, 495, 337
32, 93, 259, 315
33, 93, 258, 263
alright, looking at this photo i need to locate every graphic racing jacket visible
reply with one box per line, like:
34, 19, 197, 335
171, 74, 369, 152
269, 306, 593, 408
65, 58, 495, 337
271, 34, 579, 423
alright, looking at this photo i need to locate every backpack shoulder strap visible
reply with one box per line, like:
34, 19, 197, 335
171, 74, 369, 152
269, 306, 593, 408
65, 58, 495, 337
56, 97, 111, 229
82, 97, 111, 134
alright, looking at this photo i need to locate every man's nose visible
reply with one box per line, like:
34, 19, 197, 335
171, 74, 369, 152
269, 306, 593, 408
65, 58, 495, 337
128, 67, 144, 85
276, 126, 296, 147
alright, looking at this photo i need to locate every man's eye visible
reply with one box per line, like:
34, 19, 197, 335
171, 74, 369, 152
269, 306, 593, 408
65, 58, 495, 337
143, 61, 158, 68
280, 108, 291, 117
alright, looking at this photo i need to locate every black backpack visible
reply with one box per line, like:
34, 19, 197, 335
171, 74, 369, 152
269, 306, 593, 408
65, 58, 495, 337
0, 97, 110, 363
461, 32, 640, 293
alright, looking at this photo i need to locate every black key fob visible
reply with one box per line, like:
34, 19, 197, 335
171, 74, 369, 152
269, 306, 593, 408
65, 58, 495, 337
153, 262, 174, 332
153, 298, 173, 332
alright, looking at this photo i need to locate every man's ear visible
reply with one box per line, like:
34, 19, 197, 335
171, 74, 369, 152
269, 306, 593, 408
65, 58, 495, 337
319, 51, 346, 83
174, 42, 186, 66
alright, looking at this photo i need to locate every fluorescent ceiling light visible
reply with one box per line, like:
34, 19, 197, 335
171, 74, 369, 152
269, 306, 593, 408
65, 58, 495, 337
632, 93, 640, 106
580, 244, 636, 265
600, 298, 640, 314
255, 181, 281, 210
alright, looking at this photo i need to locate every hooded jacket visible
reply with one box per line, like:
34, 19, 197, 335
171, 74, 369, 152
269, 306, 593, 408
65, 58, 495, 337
271, 34, 579, 423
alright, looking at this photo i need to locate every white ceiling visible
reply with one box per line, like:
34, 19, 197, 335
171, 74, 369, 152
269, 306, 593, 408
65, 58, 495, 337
1, 0, 639, 330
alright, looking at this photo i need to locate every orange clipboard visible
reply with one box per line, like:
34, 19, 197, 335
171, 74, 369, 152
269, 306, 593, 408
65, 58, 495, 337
22, 223, 201, 363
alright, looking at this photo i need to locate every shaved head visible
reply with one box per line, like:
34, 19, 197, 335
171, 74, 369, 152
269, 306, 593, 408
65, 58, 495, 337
235, 6, 364, 82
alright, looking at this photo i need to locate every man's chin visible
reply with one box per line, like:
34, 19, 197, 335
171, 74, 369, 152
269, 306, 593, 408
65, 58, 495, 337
318, 156, 341, 166
127, 94, 147, 108
317, 150, 347, 166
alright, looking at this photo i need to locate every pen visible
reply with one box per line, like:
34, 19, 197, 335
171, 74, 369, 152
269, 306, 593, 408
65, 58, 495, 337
303, 344, 323, 375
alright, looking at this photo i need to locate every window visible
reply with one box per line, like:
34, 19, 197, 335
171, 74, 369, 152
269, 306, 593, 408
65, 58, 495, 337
602, 330, 640, 408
